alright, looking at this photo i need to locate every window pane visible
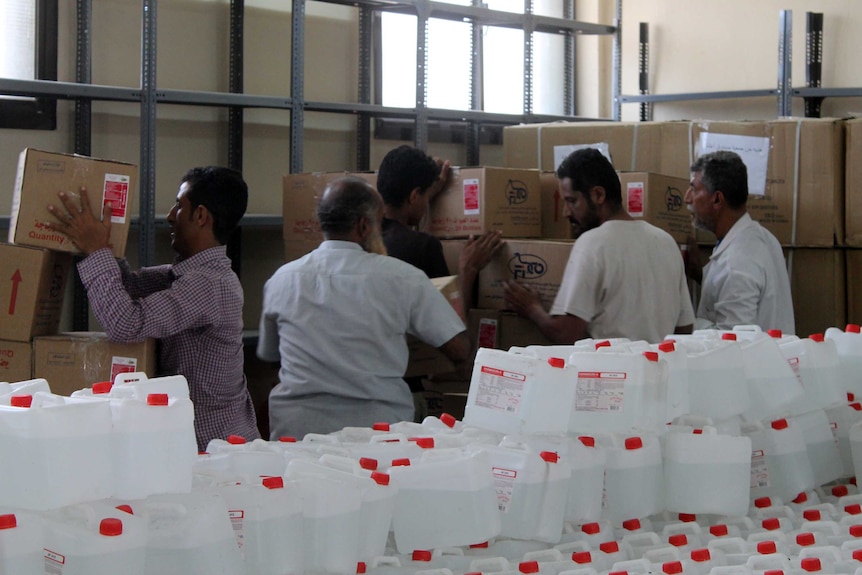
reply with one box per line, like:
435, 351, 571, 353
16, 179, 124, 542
427, 19, 470, 110
534, 32, 566, 115
0, 0, 36, 80
381, 13, 417, 108
483, 27, 524, 114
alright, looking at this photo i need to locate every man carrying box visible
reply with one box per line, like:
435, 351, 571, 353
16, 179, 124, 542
45, 166, 260, 450
377, 145, 503, 420
503, 148, 695, 344
258, 177, 470, 439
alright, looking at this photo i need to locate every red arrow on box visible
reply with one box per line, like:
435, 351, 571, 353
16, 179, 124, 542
8, 269, 22, 315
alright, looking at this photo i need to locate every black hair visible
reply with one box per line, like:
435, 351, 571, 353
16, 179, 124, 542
376, 145, 441, 208
555, 148, 622, 206
180, 166, 248, 244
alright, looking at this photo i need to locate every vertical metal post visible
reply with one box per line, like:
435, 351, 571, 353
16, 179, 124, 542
638, 22, 651, 122
611, 0, 622, 121
777, 9, 793, 118
522, 0, 534, 120
564, 0, 576, 117
804, 12, 824, 118
139, 0, 157, 267
227, 0, 244, 276
356, 6, 372, 171
414, 1, 430, 150
73, 0, 93, 331
466, 0, 483, 166
290, 0, 306, 173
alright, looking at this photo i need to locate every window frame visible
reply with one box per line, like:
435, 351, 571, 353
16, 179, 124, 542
0, 0, 58, 130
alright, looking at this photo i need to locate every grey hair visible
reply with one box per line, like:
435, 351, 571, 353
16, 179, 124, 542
690, 150, 749, 209
317, 176, 380, 235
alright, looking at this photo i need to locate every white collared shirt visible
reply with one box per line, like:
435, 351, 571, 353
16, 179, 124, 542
696, 213, 795, 334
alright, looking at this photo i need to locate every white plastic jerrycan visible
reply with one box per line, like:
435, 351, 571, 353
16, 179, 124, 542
826, 325, 862, 397
600, 433, 664, 523
464, 348, 576, 436
0, 510, 43, 575
0, 392, 114, 510
567, 350, 668, 435
743, 418, 815, 503
680, 334, 750, 420
42, 501, 147, 575
662, 426, 752, 517
779, 334, 845, 414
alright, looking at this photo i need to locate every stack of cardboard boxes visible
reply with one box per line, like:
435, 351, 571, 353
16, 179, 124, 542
503, 117, 849, 338
1, 148, 155, 395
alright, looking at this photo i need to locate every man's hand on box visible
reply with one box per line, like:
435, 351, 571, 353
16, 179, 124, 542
46, 187, 113, 256
503, 280, 544, 319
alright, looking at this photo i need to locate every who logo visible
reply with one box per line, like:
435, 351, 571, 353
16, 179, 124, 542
508, 253, 547, 280
505, 179, 529, 206
665, 186, 684, 212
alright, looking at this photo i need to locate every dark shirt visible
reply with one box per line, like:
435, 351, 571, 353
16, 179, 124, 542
381, 218, 451, 392
382, 218, 450, 279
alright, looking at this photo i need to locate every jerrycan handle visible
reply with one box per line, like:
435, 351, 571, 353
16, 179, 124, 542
733, 325, 763, 333
469, 557, 511, 573
523, 548, 564, 563
369, 432, 409, 444
370, 556, 402, 568
432, 548, 465, 559
302, 433, 339, 445
315, 445, 352, 458
145, 501, 188, 519
319, 453, 362, 475
113, 371, 149, 386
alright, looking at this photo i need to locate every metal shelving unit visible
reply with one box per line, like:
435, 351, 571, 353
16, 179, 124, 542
0, 0, 619, 329
619, 9, 862, 120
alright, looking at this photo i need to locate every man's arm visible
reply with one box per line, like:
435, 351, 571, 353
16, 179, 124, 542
458, 230, 504, 313
503, 280, 589, 344
438, 331, 471, 364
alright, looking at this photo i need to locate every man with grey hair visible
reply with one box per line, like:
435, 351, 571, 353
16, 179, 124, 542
259, 176, 470, 438
684, 150, 795, 333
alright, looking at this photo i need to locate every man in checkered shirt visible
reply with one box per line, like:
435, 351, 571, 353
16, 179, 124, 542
47, 166, 260, 450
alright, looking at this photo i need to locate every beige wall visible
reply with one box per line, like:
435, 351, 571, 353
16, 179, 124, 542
4, 0, 861, 328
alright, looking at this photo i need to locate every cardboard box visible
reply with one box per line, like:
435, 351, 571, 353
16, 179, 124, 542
0, 340, 32, 383
691, 119, 844, 247
9, 148, 138, 257
405, 275, 464, 378
618, 172, 692, 243
540, 171, 575, 240
33, 332, 157, 396
427, 167, 542, 239
788, 248, 846, 337
477, 239, 573, 310
0, 243, 71, 342
503, 121, 693, 179
282, 171, 377, 242
846, 119, 862, 246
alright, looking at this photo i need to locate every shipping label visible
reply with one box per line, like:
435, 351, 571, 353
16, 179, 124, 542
475, 365, 526, 414
229, 509, 246, 558
627, 182, 645, 217
463, 178, 480, 215
575, 371, 626, 413
103, 173, 130, 223
750, 449, 770, 489
110, 355, 138, 382
477, 318, 498, 349
492, 467, 517, 513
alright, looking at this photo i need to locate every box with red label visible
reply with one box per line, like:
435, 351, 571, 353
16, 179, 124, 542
428, 167, 542, 239
282, 171, 377, 242
32, 332, 156, 396
9, 148, 138, 257
0, 340, 33, 382
477, 239, 573, 310
617, 172, 692, 243
0, 243, 71, 342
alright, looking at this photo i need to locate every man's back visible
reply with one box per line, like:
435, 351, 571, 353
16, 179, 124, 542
698, 213, 795, 333
550, 220, 695, 343
259, 240, 465, 438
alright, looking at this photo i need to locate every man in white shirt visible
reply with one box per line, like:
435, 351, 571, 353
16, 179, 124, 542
258, 177, 470, 439
503, 148, 695, 344
684, 150, 795, 334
